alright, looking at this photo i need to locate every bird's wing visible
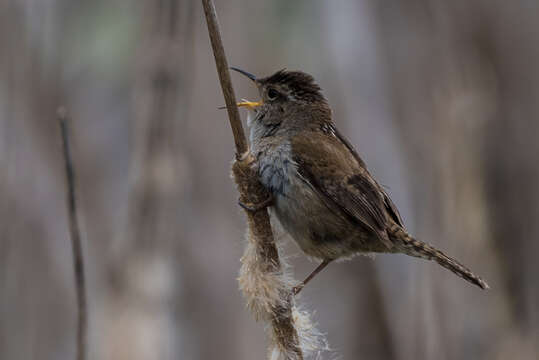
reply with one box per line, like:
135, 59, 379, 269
332, 126, 405, 227
291, 130, 395, 246
381, 189, 404, 227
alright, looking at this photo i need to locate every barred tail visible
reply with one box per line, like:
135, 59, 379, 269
388, 223, 489, 290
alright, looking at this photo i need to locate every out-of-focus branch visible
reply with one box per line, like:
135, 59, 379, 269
101, 1, 193, 359
201, 1, 319, 359
57, 107, 87, 360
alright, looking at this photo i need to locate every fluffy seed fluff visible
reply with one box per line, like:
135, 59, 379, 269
239, 227, 328, 359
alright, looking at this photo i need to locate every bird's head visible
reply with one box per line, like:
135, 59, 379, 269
231, 67, 330, 142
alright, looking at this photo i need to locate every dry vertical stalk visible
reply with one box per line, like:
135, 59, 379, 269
201, 1, 327, 359
57, 107, 87, 360
201, 0, 247, 157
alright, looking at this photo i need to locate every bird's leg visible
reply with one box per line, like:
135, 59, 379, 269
293, 259, 332, 295
238, 195, 274, 212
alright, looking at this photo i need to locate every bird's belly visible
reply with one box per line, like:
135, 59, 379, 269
271, 176, 360, 260
256, 144, 374, 259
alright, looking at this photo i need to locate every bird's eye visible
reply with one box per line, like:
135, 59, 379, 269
267, 88, 279, 100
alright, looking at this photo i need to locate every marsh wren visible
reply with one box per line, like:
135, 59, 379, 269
231, 67, 489, 294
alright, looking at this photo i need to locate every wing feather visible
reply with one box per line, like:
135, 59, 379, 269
331, 125, 404, 227
291, 130, 397, 246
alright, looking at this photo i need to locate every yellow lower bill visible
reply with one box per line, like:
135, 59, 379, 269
237, 100, 262, 109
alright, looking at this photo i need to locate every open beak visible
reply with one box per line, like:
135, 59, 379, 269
218, 67, 262, 110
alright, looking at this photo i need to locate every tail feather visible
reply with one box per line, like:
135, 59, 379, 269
388, 223, 489, 290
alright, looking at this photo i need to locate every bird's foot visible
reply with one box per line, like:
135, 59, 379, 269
238, 196, 273, 212
291, 259, 332, 296
292, 283, 305, 296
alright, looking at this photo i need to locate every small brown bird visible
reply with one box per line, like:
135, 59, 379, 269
231, 67, 489, 294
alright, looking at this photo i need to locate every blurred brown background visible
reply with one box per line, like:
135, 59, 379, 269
1, 0, 538, 359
